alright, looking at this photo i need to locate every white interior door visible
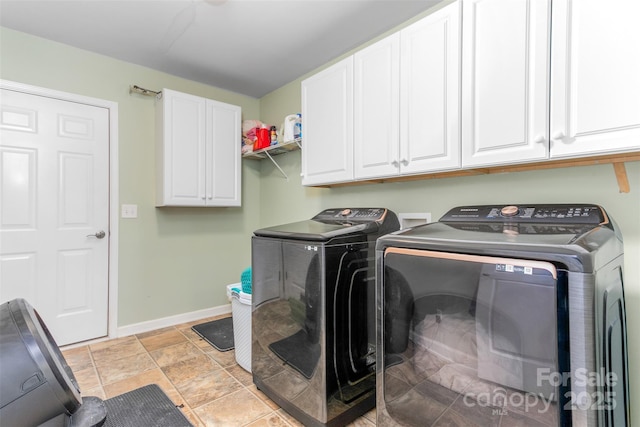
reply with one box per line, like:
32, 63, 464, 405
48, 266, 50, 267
1, 88, 110, 346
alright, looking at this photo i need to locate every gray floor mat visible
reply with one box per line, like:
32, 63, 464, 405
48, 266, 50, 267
102, 384, 192, 427
192, 317, 234, 351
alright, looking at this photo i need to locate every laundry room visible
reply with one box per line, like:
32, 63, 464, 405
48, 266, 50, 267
1, 0, 639, 426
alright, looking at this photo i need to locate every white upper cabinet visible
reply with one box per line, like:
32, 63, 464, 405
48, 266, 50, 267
156, 89, 241, 206
550, 0, 640, 158
301, 57, 354, 186
354, 33, 401, 180
462, 0, 550, 168
400, 0, 462, 175
301, 0, 639, 187
354, 1, 461, 180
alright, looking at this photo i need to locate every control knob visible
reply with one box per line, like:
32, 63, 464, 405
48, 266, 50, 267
501, 205, 519, 217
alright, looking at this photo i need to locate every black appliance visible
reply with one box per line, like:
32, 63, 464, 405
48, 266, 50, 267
0, 298, 106, 427
376, 204, 629, 426
252, 208, 399, 427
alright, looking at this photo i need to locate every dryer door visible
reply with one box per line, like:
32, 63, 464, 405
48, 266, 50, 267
379, 248, 568, 427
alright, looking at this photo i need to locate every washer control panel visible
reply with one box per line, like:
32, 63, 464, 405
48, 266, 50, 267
440, 204, 606, 224
313, 208, 387, 222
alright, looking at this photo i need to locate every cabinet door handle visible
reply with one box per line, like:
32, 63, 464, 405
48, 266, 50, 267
400, 158, 409, 166
533, 135, 546, 144
391, 160, 399, 167
552, 131, 576, 144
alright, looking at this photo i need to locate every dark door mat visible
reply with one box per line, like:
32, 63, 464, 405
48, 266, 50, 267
191, 316, 234, 351
103, 384, 192, 427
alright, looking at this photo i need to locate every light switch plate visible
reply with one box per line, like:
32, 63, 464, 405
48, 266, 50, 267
121, 204, 138, 218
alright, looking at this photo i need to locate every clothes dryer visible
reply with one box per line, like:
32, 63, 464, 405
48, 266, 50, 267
376, 204, 629, 427
0, 298, 107, 427
252, 208, 399, 427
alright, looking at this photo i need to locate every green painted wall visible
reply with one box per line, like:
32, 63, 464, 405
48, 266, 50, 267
0, 27, 262, 326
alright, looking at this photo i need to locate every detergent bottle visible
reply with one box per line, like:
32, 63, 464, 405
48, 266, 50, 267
283, 114, 298, 142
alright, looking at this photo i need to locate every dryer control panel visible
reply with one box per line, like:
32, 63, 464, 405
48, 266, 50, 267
312, 208, 388, 223
440, 204, 606, 224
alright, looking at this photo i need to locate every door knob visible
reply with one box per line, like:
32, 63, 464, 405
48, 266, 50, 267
87, 230, 106, 239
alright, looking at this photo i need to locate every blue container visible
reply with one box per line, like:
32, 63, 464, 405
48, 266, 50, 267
241, 267, 252, 294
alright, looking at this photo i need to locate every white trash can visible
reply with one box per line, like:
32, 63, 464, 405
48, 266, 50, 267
230, 288, 252, 372
226, 283, 240, 301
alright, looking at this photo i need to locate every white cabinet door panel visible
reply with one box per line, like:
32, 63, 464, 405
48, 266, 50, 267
354, 33, 400, 179
401, 0, 461, 174
157, 90, 206, 206
462, 0, 550, 167
207, 100, 241, 206
550, 0, 640, 158
302, 57, 354, 186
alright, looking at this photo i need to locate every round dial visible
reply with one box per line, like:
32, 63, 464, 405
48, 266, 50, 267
501, 205, 519, 217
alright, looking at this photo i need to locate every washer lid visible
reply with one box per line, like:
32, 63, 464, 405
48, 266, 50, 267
377, 204, 621, 273
253, 208, 389, 241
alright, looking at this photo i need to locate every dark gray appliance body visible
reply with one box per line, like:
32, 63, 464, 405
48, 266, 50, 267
376, 205, 629, 427
252, 208, 399, 427
0, 298, 107, 427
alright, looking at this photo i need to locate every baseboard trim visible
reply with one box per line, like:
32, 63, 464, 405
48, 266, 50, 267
116, 304, 232, 338
60, 303, 233, 351
60, 304, 232, 350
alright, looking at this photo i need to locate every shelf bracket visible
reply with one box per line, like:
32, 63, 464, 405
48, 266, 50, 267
613, 162, 630, 193
264, 150, 289, 180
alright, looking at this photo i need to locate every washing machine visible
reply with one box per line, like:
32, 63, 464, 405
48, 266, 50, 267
376, 204, 629, 427
252, 208, 399, 427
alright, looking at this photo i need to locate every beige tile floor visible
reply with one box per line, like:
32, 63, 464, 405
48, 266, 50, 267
62, 314, 376, 427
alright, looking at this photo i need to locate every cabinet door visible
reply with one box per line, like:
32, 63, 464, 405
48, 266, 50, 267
157, 89, 206, 206
400, 0, 461, 174
462, 0, 550, 167
354, 33, 400, 179
206, 100, 241, 206
301, 57, 354, 186
550, 0, 640, 158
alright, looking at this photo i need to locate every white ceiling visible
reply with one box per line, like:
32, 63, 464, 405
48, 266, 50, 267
0, 0, 443, 98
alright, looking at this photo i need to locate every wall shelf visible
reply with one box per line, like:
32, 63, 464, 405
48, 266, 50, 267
243, 138, 301, 180
314, 151, 640, 193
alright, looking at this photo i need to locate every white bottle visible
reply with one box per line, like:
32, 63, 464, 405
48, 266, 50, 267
283, 114, 298, 142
